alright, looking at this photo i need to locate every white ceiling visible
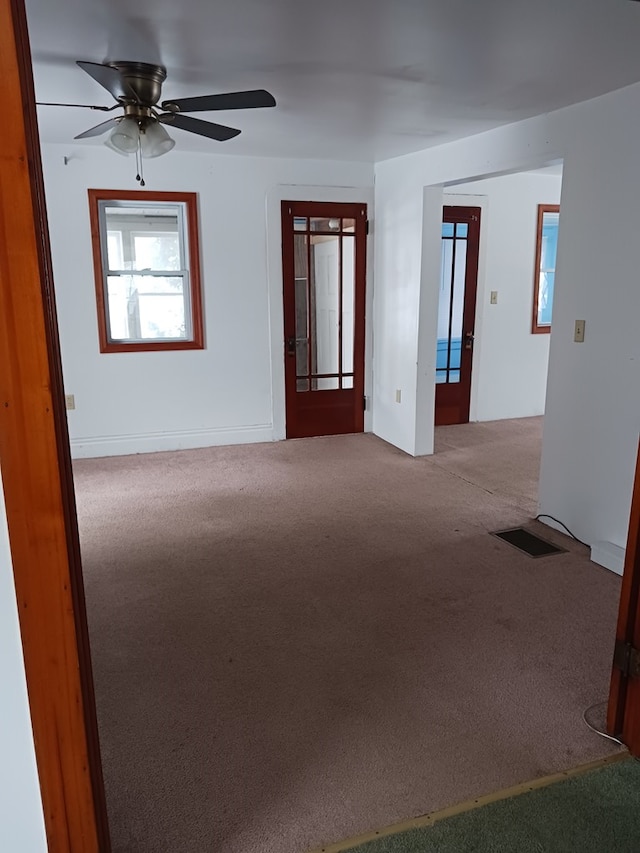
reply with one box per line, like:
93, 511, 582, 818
26, 0, 640, 163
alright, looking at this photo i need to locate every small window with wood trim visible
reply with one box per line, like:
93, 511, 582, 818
532, 204, 560, 334
89, 190, 204, 352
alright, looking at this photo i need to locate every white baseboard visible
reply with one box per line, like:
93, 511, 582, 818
70, 423, 274, 459
590, 541, 625, 577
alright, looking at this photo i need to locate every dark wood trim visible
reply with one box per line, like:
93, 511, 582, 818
88, 189, 205, 353
607, 437, 640, 752
435, 206, 481, 427
531, 203, 559, 335
1, 0, 110, 849
281, 200, 367, 438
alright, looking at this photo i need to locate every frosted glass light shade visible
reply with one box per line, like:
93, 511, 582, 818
103, 135, 129, 156
107, 117, 140, 154
140, 121, 175, 159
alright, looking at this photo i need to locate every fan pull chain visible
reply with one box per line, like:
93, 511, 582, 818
135, 134, 145, 187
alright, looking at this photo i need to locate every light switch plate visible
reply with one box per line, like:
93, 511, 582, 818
490, 291, 498, 304
65, 394, 75, 410
574, 320, 586, 343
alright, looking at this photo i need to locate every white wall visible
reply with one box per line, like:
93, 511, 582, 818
373, 81, 640, 549
0, 472, 47, 852
445, 170, 563, 422
41, 145, 373, 457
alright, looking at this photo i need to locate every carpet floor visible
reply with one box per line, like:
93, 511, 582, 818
73, 417, 624, 853
346, 758, 640, 853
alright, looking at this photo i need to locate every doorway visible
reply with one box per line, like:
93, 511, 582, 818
435, 205, 481, 426
281, 201, 367, 438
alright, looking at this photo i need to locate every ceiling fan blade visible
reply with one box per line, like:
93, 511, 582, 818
158, 113, 241, 141
161, 89, 276, 113
74, 117, 121, 139
76, 61, 138, 102
37, 101, 117, 111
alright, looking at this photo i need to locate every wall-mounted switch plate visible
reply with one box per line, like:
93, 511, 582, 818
490, 291, 498, 304
65, 394, 75, 410
395, 389, 402, 403
574, 320, 586, 343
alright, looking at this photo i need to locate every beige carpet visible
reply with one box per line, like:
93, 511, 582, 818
74, 417, 623, 853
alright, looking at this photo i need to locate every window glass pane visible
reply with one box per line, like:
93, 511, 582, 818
437, 239, 453, 371
310, 216, 340, 232
310, 234, 340, 379
342, 235, 355, 375
534, 208, 559, 330
107, 275, 187, 341
104, 204, 182, 271
540, 213, 559, 270
436, 370, 447, 384
294, 235, 309, 380
133, 233, 180, 271
342, 376, 354, 389
294, 217, 307, 231
456, 223, 468, 238
314, 377, 340, 390
342, 218, 356, 232
442, 222, 454, 238
450, 241, 467, 369
537, 271, 554, 326
107, 231, 124, 269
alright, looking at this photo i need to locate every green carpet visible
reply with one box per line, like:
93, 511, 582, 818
348, 759, 640, 853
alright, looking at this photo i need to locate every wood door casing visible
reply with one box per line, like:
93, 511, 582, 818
435, 206, 481, 427
282, 201, 367, 439
1, 0, 110, 848
607, 438, 640, 754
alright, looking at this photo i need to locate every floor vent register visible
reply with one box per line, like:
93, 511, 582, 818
491, 527, 566, 558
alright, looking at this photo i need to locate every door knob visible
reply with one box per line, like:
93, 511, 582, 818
286, 336, 296, 355
464, 331, 475, 350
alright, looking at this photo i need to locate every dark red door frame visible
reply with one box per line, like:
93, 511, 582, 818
435, 206, 481, 427
282, 201, 367, 439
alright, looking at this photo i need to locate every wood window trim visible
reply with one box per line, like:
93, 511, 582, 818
531, 203, 560, 335
88, 189, 205, 353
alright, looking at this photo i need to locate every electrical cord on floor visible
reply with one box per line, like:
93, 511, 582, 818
534, 514, 589, 548
582, 701, 625, 745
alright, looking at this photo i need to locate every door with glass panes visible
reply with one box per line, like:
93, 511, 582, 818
281, 201, 367, 438
435, 206, 481, 426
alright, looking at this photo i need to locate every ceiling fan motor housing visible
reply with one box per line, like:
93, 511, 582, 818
109, 61, 167, 106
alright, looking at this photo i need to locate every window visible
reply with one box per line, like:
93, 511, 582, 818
532, 204, 560, 334
89, 190, 204, 352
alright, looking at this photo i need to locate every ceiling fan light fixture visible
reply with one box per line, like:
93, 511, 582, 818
107, 116, 140, 154
103, 134, 129, 156
140, 120, 175, 159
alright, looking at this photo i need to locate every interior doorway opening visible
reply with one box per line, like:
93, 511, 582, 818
433, 162, 564, 515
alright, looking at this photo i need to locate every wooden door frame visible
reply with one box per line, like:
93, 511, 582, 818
1, 0, 110, 849
281, 200, 367, 439
434, 205, 481, 427
607, 437, 640, 754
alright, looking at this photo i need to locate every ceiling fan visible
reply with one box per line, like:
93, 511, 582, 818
38, 61, 276, 181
